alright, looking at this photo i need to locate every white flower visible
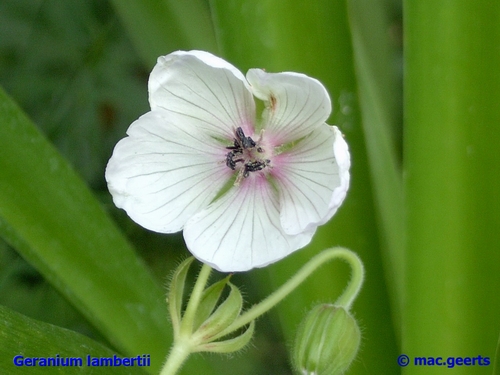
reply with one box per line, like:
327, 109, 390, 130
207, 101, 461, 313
105, 50, 350, 272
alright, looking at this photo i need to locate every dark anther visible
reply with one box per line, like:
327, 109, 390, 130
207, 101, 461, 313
225, 150, 245, 170
226, 151, 237, 169
227, 127, 257, 152
235, 127, 256, 149
226, 139, 241, 151
243, 160, 269, 178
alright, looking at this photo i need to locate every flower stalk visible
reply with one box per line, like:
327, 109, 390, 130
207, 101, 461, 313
161, 263, 212, 375
179, 263, 212, 337
159, 339, 191, 375
222, 247, 364, 336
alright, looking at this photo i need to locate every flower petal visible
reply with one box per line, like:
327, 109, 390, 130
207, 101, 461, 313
271, 125, 350, 235
183, 174, 315, 272
149, 50, 256, 139
105, 110, 232, 233
319, 126, 351, 225
246, 69, 331, 144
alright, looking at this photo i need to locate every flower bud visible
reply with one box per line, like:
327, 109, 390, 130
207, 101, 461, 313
167, 258, 254, 355
292, 304, 361, 375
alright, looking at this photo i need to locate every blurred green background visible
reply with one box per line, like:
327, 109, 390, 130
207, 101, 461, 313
1, 0, 499, 374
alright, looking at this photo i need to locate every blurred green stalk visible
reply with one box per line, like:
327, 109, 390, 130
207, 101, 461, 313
110, 0, 217, 66
347, 0, 404, 330
404, 2, 500, 373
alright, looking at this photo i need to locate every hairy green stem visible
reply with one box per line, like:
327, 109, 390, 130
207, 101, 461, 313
179, 263, 212, 336
161, 263, 212, 375
159, 338, 191, 375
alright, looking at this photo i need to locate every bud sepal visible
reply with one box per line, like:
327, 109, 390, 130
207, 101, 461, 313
293, 304, 361, 375
162, 258, 254, 375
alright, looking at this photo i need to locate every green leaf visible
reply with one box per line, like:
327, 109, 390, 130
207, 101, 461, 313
494, 333, 500, 375
168, 257, 195, 335
0, 304, 148, 374
195, 283, 242, 342
0, 86, 169, 373
195, 321, 255, 354
193, 276, 231, 331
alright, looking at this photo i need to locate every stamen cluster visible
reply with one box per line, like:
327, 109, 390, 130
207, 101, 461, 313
225, 127, 270, 181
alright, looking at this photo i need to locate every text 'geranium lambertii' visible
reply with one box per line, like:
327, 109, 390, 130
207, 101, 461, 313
105, 50, 350, 272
